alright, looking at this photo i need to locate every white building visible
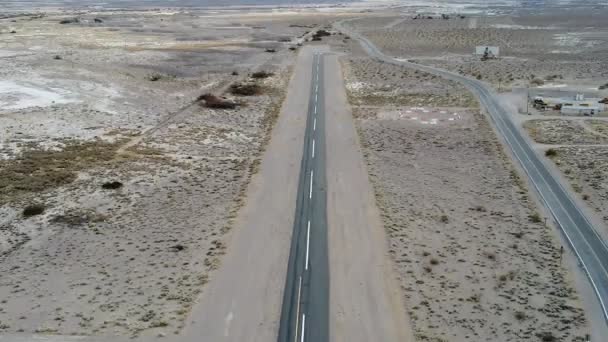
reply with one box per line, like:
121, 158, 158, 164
559, 94, 604, 115
561, 103, 603, 115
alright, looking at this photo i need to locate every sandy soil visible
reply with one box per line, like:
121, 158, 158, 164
330, 33, 589, 341
0, 9, 337, 339
524, 119, 608, 145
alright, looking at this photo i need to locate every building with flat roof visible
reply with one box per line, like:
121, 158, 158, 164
534, 93, 605, 115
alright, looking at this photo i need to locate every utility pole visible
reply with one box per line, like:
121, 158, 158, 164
526, 88, 530, 114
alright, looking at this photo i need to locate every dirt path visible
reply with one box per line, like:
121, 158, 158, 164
323, 54, 413, 342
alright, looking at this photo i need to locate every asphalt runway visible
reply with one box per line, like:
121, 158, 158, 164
277, 52, 329, 342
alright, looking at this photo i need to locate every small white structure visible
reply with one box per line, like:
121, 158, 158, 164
475, 46, 500, 57
559, 94, 604, 116
560, 103, 602, 116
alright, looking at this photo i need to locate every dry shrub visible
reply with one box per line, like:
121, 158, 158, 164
102, 181, 123, 190
23, 204, 45, 217
0, 141, 120, 204
251, 71, 274, 79
198, 94, 237, 109
229, 83, 262, 96
312, 29, 331, 41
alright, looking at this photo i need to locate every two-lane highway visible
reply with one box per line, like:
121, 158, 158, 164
277, 52, 329, 342
335, 19, 608, 325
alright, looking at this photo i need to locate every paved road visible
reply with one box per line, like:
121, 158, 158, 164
277, 52, 329, 342
335, 20, 608, 324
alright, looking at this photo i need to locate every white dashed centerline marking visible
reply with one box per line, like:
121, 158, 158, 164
309, 170, 314, 199
305, 220, 311, 270
311, 139, 315, 158
314, 105, 317, 115
294, 276, 302, 342
301, 314, 306, 342
313, 118, 317, 130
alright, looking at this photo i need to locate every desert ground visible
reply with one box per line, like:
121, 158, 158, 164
326, 25, 590, 341
0, 8, 344, 339
347, 8, 608, 93
1, 1, 606, 341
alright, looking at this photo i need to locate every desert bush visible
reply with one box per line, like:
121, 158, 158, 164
531, 78, 545, 86
312, 29, 331, 40
229, 83, 262, 96
545, 148, 558, 157
198, 94, 237, 109
147, 73, 163, 81
102, 181, 123, 190
170, 244, 185, 252
59, 18, 79, 24
251, 71, 274, 79
528, 212, 542, 223
23, 204, 45, 217
537, 332, 556, 342
440, 214, 449, 223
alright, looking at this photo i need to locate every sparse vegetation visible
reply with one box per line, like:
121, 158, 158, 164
102, 181, 123, 190
147, 73, 165, 82
0, 141, 121, 204
537, 332, 556, 342
198, 94, 237, 109
311, 29, 331, 41
23, 204, 45, 217
531, 78, 545, 86
229, 82, 262, 96
251, 71, 274, 79
545, 148, 558, 157
59, 18, 79, 24
528, 212, 543, 223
